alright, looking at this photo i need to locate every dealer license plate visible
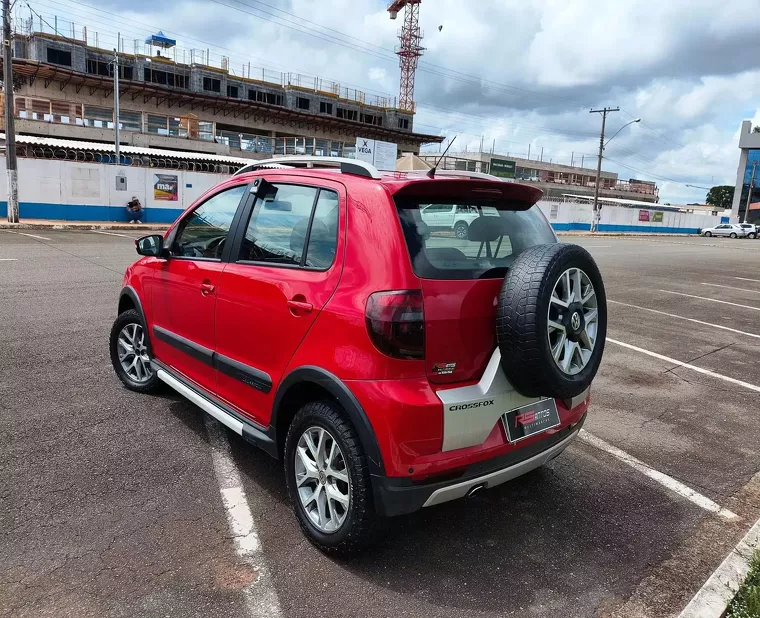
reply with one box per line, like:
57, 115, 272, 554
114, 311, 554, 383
502, 399, 561, 443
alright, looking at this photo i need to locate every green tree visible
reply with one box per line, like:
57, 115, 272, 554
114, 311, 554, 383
706, 185, 735, 210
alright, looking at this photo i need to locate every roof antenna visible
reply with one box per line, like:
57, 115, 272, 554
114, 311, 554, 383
427, 136, 457, 178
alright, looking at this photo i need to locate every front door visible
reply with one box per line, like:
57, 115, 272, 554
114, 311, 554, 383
151, 183, 248, 393
213, 179, 345, 426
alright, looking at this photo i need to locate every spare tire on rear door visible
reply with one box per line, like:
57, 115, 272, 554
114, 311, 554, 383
496, 243, 607, 399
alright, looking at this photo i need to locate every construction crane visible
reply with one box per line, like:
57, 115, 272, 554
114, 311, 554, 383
388, 0, 424, 113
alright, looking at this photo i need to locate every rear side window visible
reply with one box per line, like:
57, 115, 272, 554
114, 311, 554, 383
395, 198, 556, 280
238, 184, 339, 269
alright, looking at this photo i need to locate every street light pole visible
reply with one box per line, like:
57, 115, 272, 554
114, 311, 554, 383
589, 107, 619, 232
113, 46, 120, 165
743, 160, 758, 224
3, 0, 19, 223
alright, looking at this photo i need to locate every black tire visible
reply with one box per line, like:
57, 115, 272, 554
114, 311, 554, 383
750, 233, 757, 239
284, 400, 381, 555
454, 221, 469, 239
109, 309, 162, 394
704, 231, 712, 237
496, 243, 607, 399
730, 232, 737, 238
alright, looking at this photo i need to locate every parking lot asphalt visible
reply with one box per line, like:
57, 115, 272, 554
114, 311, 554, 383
2, 230, 760, 618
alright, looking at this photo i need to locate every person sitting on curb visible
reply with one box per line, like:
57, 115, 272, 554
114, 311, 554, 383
126, 197, 142, 224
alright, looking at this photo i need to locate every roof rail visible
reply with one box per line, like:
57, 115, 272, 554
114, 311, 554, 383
233, 156, 382, 179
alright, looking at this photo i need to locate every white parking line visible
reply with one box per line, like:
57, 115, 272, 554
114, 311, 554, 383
3, 231, 52, 241
607, 338, 760, 393
205, 417, 282, 618
0, 258, 18, 261
608, 300, 760, 339
579, 430, 738, 520
701, 282, 760, 295
660, 290, 760, 312
91, 230, 134, 238
678, 515, 760, 618
735, 277, 760, 283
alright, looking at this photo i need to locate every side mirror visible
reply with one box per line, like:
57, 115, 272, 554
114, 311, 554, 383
135, 234, 168, 258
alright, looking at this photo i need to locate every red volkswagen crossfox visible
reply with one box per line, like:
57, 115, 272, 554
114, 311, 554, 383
110, 157, 606, 555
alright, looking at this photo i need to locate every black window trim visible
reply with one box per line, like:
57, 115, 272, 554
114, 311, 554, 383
165, 182, 251, 263
229, 181, 340, 272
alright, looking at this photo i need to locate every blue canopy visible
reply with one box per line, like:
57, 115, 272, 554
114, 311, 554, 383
144, 31, 176, 49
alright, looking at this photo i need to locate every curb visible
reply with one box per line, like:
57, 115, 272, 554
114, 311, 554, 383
0, 223, 170, 231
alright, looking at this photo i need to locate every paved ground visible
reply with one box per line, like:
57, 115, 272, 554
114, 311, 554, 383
2, 230, 760, 618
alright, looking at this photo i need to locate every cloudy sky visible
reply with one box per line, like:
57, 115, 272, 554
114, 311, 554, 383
28, 0, 760, 203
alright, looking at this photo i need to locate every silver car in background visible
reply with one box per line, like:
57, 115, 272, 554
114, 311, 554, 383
701, 224, 749, 238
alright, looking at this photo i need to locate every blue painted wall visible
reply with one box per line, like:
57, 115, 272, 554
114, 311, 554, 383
549, 222, 699, 234
0, 201, 184, 223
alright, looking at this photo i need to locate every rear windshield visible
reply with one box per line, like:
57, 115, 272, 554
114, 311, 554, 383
395, 198, 556, 280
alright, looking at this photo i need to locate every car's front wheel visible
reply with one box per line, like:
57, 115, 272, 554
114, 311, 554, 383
284, 401, 381, 555
704, 231, 712, 237
109, 309, 162, 393
730, 232, 738, 238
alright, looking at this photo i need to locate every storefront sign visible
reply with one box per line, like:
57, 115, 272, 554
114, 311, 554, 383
355, 137, 398, 171
638, 210, 650, 222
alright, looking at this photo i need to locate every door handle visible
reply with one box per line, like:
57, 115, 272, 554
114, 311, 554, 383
287, 299, 313, 313
200, 282, 215, 296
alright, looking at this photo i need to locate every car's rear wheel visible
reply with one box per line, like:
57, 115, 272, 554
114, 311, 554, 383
750, 233, 757, 239
704, 231, 712, 236
284, 401, 381, 555
109, 309, 162, 393
454, 221, 469, 239
497, 243, 607, 399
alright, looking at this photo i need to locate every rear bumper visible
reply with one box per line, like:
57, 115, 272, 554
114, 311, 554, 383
371, 414, 585, 517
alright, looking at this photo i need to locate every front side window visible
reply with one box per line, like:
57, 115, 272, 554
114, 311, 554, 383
238, 185, 339, 269
396, 198, 556, 280
172, 185, 247, 259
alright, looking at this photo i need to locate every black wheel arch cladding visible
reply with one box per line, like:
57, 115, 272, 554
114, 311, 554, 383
496, 243, 607, 399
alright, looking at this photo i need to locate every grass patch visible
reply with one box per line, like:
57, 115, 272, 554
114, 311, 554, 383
726, 549, 760, 618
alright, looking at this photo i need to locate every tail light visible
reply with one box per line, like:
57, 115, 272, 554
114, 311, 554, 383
365, 290, 424, 360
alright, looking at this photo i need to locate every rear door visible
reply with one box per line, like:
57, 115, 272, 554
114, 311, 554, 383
212, 178, 345, 426
150, 183, 248, 392
394, 185, 551, 385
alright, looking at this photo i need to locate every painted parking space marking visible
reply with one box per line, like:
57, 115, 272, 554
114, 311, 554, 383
607, 338, 760, 394
3, 231, 52, 241
205, 417, 282, 618
678, 515, 760, 618
735, 276, 760, 283
0, 258, 18, 261
608, 300, 760, 339
579, 430, 738, 521
90, 230, 135, 239
701, 282, 760, 295
660, 290, 760, 312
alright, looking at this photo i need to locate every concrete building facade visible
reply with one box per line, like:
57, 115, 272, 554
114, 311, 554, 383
731, 120, 760, 223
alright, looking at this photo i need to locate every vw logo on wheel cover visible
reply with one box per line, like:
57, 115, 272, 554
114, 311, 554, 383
571, 312, 581, 331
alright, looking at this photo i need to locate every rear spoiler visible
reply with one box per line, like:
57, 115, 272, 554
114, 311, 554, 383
389, 178, 543, 209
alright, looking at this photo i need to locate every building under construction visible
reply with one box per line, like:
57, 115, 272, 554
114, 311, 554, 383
0, 17, 442, 164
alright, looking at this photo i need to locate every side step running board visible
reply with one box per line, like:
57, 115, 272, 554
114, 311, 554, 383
155, 366, 278, 458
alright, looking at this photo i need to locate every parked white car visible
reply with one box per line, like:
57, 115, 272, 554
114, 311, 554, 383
738, 223, 759, 239
420, 204, 498, 239
701, 224, 749, 238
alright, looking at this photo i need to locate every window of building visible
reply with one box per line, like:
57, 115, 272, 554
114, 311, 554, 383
361, 113, 381, 126
397, 118, 409, 130
203, 77, 221, 93
198, 121, 214, 141
238, 185, 339, 269
336, 107, 357, 121
143, 68, 187, 89
119, 110, 142, 132
87, 60, 133, 80
319, 101, 333, 114
46, 47, 71, 67
171, 186, 248, 259
83, 105, 114, 128
227, 85, 239, 98
147, 114, 169, 135
296, 97, 310, 111
248, 89, 284, 106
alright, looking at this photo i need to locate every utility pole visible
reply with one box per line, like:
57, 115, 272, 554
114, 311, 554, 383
3, 0, 18, 223
113, 45, 120, 165
744, 160, 758, 223
589, 107, 619, 232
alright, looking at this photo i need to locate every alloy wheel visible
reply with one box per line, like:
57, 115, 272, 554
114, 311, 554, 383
547, 267, 599, 376
117, 323, 153, 383
295, 426, 350, 533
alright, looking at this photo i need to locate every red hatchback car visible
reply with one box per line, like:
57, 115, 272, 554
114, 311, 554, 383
110, 157, 607, 554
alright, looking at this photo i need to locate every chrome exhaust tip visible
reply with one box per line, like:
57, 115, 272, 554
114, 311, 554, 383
466, 483, 486, 498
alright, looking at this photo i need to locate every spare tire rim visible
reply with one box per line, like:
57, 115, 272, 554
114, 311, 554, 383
547, 267, 599, 376
295, 426, 351, 533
